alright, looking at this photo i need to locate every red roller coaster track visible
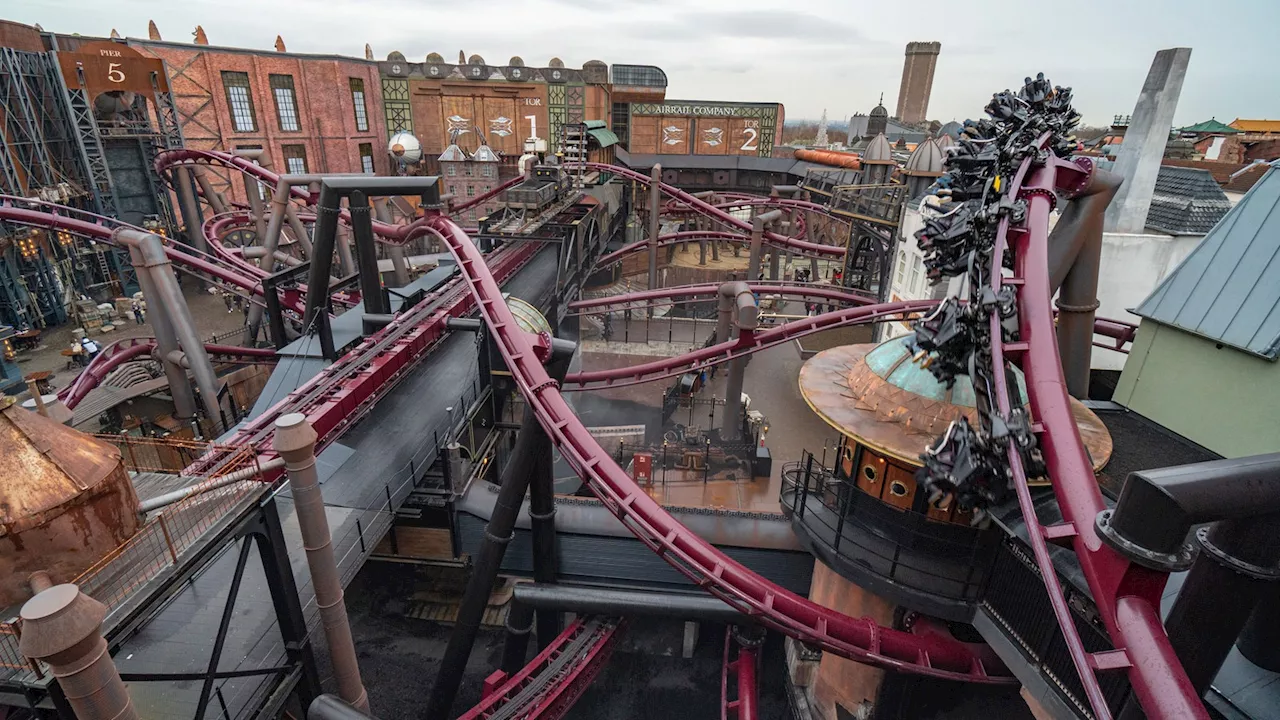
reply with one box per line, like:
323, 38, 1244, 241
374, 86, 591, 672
566, 162, 844, 257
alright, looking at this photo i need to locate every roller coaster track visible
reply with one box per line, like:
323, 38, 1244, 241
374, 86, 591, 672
456, 617, 624, 720
566, 162, 844, 257
597, 228, 832, 268
721, 629, 759, 720
427, 211, 1010, 683
58, 336, 277, 409
561, 300, 934, 391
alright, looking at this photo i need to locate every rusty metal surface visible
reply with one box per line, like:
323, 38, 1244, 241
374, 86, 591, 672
799, 343, 1112, 472
0, 404, 128, 532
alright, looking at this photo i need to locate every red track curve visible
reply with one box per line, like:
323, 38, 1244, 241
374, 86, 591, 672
426, 211, 1008, 683
567, 162, 844, 257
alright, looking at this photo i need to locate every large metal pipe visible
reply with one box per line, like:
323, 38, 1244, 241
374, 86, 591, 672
501, 598, 536, 674
1047, 165, 1122, 398
1238, 584, 1280, 672
426, 398, 552, 718
375, 200, 410, 287
126, 240, 198, 420
19, 584, 139, 720
173, 166, 206, 254
120, 229, 223, 428
719, 281, 758, 442
192, 165, 229, 215
138, 458, 287, 512
529, 339, 576, 648
336, 219, 357, 278
274, 414, 370, 712
648, 163, 661, 292
747, 211, 783, 281
245, 173, 292, 346
512, 584, 752, 623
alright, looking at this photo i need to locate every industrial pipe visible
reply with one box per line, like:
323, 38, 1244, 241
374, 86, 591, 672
512, 584, 754, 624
501, 599, 536, 674
1098, 453, 1280, 568
192, 165, 229, 216
529, 339, 576, 648
308, 694, 378, 720
375, 200, 410, 287
19, 584, 139, 720
1047, 162, 1122, 398
747, 210, 783, 281
719, 281, 758, 442
648, 164, 662, 293
138, 458, 287, 512
792, 148, 862, 169
274, 414, 370, 713
119, 229, 223, 428
125, 239, 199, 421
174, 166, 207, 254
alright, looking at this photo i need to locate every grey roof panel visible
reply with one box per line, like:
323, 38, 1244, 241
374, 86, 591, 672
1135, 164, 1280, 359
1145, 166, 1233, 235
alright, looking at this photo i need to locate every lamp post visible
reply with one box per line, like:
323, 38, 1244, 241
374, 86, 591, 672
662, 440, 669, 487
704, 437, 711, 483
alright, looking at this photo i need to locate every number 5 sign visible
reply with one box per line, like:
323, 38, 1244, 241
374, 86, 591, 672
107, 63, 125, 83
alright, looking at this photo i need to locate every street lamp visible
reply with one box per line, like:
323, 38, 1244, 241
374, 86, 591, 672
703, 437, 711, 483
662, 440, 668, 487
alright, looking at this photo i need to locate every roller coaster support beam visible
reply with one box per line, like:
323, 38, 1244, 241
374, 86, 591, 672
1047, 160, 1122, 398
502, 599, 537, 675
120, 228, 220, 426
748, 210, 783, 282
512, 584, 755, 624
126, 240, 197, 420
233, 148, 270, 242
1099, 454, 1280, 716
348, 191, 388, 316
530, 339, 577, 650
303, 177, 441, 344
174, 166, 206, 254
192, 164, 229, 216
718, 282, 759, 442
375, 200, 410, 287
246, 157, 290, 345
648, 164, 662, 294
426, 354, 558, 719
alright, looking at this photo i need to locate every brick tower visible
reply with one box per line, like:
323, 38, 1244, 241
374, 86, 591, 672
895, 42, 941, 125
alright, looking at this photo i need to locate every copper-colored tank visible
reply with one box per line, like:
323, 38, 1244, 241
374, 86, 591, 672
0, 400, 140, 606
793, 148, 862, 170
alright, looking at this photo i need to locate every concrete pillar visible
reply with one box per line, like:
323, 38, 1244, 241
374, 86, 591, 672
375, 200, 410, 287
273, 413, 370, 712
127, 242, 198, 420
648, 164, 662, 293
19, 584, 139, 720
1104, 48, 1192, 234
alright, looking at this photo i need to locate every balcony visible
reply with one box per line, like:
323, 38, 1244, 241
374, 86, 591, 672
779, 453, 1000, 621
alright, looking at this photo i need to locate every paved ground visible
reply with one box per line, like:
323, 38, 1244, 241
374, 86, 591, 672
10, 284, 248, 395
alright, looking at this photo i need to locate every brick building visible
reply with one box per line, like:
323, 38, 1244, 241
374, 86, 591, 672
894, 41, 940, 126
53, 28, 388, 205
437, 142, 502, 226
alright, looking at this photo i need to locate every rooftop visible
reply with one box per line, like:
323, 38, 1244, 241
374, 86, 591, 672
1146, 166, 1233, 235
1179, 118, 1241, 134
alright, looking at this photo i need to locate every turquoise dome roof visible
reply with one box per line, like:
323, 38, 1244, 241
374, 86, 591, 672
863, 334, 1028, 407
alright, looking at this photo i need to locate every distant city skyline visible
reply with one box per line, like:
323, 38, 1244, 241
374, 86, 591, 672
7, 0, 1279, 127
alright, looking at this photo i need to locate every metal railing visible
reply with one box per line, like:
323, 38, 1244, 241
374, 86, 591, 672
779, 452, 999, 604
1, 435, 265, 678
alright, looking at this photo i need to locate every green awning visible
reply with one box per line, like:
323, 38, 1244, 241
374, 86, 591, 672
583, 119, 608, 130
586, 127, 619, 148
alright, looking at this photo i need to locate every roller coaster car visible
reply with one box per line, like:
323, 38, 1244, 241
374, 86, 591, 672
502, 164, 573, 211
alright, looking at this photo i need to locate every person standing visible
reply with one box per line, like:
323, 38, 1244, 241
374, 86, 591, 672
131, 300, 145, 325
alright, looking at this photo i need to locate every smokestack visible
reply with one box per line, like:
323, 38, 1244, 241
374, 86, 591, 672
273, 414, 370, 712
19, 584, 139, 720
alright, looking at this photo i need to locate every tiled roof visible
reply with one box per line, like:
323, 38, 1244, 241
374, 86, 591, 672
1135, 164, 1280, 359
1229, 119, 1280, 134
1178, 118, 1241, 134
1146, 166, 1232, 235
1159, 158, 1248, 186
1225, 164, 1272, 194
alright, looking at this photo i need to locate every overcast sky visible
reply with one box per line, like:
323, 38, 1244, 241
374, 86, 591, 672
9, 0, 1279, 127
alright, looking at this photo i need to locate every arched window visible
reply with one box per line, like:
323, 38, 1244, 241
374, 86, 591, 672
895, 251, 907, 285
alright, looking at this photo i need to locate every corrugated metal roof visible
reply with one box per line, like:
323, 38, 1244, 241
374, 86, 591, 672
1229, 118, 1280, 134
1134, 164, 1280, 359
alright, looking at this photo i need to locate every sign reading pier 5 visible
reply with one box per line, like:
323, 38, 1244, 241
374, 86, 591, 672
57, 40, 171, 97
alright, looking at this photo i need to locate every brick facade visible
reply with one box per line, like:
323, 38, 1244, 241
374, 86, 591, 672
128, 40, 386, 204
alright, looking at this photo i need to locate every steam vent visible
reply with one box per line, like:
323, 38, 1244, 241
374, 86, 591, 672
0, 400, 140, 606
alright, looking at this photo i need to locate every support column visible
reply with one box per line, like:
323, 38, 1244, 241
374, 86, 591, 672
648, 164, 661, 292
336, 219, 357, 278
375, 200, 410, 287
127, 242, 197, 420
286, 205, 314, 258
1104, 48, 1192, 234
426, 396, 549, 719
246, 181, 292, 346
19, 584, 138, 720
718, 282, 758, 442
529, 340, 575, 649
274, 414, 370, 713
192, 166, 228, 215
173, 167, 205, 254
501, 600, 536, 674
348, 191, 388, 316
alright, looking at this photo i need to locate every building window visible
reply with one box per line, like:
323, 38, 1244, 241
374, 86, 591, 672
350, 78, 369, 132
283, 144, 308, 174
359, 143, 375, 174
464, 165, 473, 177
467, 184, 475, 197
909, 262, 921, 295
221, 71, 257, 133
269, 74, 300, 132
482, 165, 494, 178
895, 251, 906, 285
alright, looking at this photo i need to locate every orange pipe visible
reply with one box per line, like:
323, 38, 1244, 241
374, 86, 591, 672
793, 148, 862, 169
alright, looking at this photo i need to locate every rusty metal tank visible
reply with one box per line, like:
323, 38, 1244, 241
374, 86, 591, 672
0, 399, 140, 607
